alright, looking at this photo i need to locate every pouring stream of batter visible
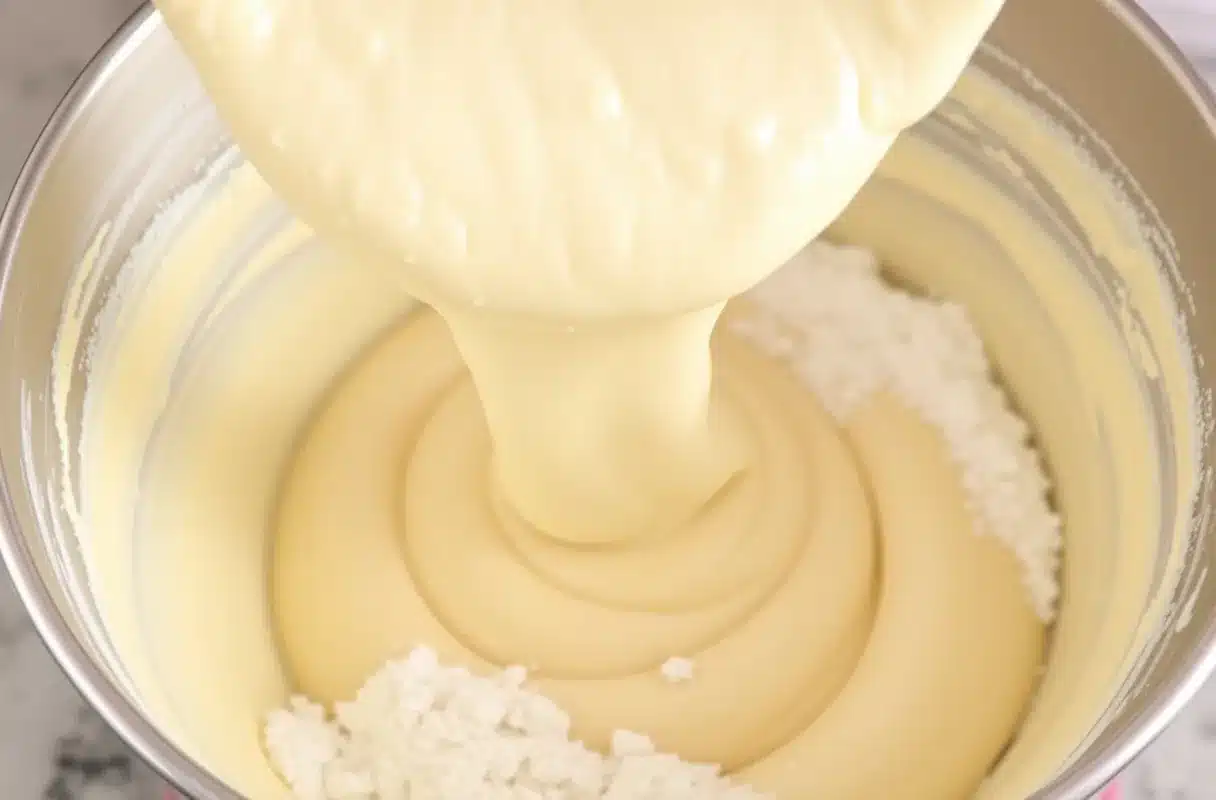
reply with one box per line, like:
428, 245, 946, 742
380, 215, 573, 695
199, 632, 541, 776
157, 0, 1005, 543
128, 1, 1062, 797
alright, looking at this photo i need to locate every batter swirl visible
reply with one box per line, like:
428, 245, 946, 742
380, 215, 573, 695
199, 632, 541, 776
274, 303, 1044, 798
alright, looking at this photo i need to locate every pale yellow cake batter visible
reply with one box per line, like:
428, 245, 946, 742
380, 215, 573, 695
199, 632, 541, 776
51, 2, 1197, 800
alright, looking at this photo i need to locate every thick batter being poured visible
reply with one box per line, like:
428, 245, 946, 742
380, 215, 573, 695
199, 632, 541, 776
158, 0, 1007, 545
126, 0, 1057, 797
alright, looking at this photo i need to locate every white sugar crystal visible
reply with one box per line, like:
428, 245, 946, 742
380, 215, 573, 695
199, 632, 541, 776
659, 657, 695, 684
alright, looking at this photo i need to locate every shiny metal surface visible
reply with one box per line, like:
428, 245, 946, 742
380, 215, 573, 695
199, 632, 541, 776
1, 2, 1214, 798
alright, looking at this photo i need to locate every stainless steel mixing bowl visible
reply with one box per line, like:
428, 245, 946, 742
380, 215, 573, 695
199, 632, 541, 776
2, 2, 1215, 798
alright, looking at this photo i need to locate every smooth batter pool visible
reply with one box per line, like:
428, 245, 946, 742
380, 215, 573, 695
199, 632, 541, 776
57, 68, 1193, 799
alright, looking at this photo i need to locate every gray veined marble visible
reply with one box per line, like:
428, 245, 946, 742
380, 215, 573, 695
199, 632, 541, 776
2, 0, 1216, 798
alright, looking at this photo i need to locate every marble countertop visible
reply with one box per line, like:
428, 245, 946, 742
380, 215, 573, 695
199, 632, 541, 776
3, 1, 1216, 798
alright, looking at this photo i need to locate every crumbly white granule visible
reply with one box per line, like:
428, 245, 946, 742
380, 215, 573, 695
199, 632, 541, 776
659, 657, 695, 684
732, 240, 1061, 620
266, 646, 771, 800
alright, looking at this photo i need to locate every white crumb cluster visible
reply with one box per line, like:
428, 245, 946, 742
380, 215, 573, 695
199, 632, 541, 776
659, 657, 695, 684
266, 647, 770, 800
733, 241, 1062, 620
